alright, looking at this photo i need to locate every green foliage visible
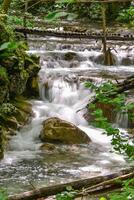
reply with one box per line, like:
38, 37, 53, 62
99, 197, 107, 200
56, 186, 76, 200
0, 41, 26, 69
0, 22, 14, 45
45, 10, 77, 21
117, 5, 134, 23
86, 81, 134, 159
0, 41, 19, 51
89, 3, 102, 20
45, 11, 68, 21
56, 191, 76, 200
109, 178, 134, 200
0, 189, 8, 200
56, 0, 75, 3
7, 15, 34, 27
0, 67, 8, 84
0, 103, 17, 116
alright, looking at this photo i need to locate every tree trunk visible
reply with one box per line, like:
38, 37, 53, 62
2, 0, 12, 14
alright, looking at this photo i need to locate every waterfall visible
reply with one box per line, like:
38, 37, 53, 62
115, 111, 128, 129
1, 37, 133, 194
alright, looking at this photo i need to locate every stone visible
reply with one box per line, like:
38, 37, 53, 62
40, 143, 56, 151
122, 57, 133, 66
5, 116, 19, 130
40, 117, 91, 144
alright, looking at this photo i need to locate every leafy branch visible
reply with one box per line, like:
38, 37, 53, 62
85, 81, 134, 160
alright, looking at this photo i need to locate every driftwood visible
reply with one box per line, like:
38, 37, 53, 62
8, 168, 134, 200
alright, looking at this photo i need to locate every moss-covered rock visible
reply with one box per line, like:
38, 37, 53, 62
0, 22, 40, 159
0, 67, 9, 103
0, 98, 33, 159
0, 126, 8, 159
40, 143, 56, 152
0, 23, 40, 102
0, 22, 14, 45
40, 117, 91, 144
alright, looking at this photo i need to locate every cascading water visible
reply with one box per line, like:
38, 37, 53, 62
0, 37, 133, 194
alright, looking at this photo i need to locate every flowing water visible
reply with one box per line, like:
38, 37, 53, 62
0, 36, 134, 194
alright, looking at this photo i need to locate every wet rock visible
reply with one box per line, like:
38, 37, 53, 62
0, 67, 9, 104
9, 73, 28, 96
25, 76, 39, 97
0, 126, 8, 160
70, 60, 79, 68
64, 52, 78, 61
0, 85, 8, 104
13, 98, 32, 115
64, 74, 78, 83
122, 57, 134, 66
94, 54, 104, 64
5, 117, 19, 130
40, 143, 56, 151
40, 117, 91, 144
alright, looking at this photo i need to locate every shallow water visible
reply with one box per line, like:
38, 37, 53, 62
0, 38, 134, 194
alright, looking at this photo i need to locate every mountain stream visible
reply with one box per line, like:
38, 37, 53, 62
0, 37, 134, 194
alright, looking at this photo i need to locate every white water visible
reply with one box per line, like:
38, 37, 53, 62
0, 38, 133, 194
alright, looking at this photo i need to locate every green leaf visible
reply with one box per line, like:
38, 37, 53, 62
99, 197, 107, 200
45, 11, 68, 21
0, 42, 18, 51
56, 0, 75, 4
66, 186, 73, 191
0, 42, 10, 51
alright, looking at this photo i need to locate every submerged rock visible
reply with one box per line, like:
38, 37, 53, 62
40, 117, 91, 144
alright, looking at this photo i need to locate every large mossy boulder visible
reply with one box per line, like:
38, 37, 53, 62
0, 23, 40, 100
40, 117, 91, 144
0, 22, 40, 159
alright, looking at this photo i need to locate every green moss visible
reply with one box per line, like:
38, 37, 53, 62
0, 67, 8, 84
13, 98, 32, 114
0, 103, 17, 116
0, 22, 14, 45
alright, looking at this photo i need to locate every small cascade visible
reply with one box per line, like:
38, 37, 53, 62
115, 111, 128, 129
0, 36, 133, 195
28, 36, 134, 67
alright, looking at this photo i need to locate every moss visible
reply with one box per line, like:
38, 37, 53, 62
0, 125, 7, 159
0, 67, 9, 84
0, 22, 14, 45
0, 22, 39, 159
0, 103, 17, 116
13, 97, 32, 114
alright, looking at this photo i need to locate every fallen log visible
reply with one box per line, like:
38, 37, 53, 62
8, 168, 133, 200
77, 170, 134, 196
15, 27, 134, 41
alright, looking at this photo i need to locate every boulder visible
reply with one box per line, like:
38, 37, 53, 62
40, 117, 91, 144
